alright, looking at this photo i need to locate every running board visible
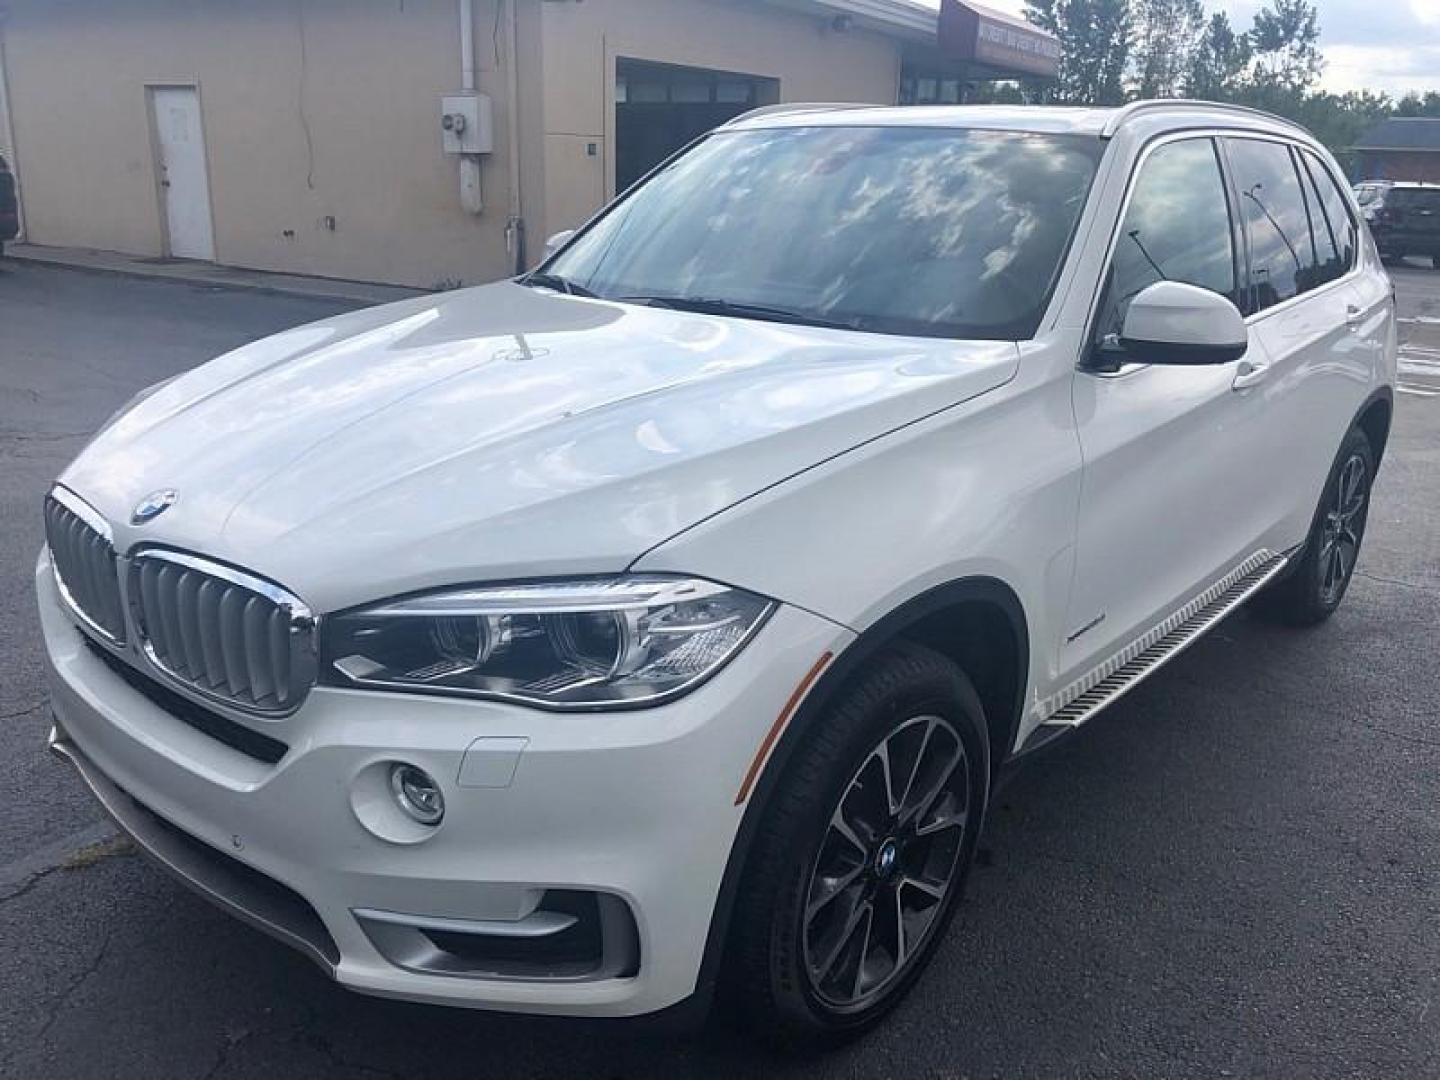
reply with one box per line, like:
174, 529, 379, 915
1026, 550, 1289, 746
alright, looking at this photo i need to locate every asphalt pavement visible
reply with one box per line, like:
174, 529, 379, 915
1, 259, 1437, 1078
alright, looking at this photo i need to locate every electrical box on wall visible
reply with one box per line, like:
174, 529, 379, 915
441, 93, 494, 155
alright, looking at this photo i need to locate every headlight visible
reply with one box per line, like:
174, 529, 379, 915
321, 576, 773, 709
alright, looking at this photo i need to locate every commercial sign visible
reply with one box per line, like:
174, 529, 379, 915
938, 0, 1061, 79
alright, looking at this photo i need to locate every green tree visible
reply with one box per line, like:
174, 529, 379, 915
1295, 91, 1394, 174
1184, 12, 1251, 101
1024, 0, 1133, 105
1131, 0, 1205, 98
1248, 0, 1323, 94
1395, 91, 1440, 117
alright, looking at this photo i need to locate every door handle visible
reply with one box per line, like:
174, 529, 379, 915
1232, 358, 1270, 390
1346, 304, 1364, 331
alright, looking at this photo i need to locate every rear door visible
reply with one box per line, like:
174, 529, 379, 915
1222, 136, 1376, 546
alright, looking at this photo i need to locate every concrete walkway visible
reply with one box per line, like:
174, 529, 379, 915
3, 243, 425, 306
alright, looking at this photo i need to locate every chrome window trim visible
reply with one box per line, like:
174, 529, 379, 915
1078, 127, 1367, 377
126, 547, 318, 720
45, 486, 126, 649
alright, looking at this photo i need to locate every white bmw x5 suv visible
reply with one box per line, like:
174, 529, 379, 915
38, 101, 1395, 1042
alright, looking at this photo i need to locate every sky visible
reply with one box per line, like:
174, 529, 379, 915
925, 0, 1440, 97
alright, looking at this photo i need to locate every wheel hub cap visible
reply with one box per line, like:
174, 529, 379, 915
1319, 453, 1368, 606
874, 838, 900, 880
801, 714, 972, 1009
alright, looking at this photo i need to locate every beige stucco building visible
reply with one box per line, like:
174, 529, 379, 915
0, 0, 1055, 288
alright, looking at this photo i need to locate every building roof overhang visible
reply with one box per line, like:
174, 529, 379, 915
769, 0, 1060, 79
776, 0, 939, 40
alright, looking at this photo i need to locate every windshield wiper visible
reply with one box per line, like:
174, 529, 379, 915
619, 295, 861, 331
519, 271, 598, 298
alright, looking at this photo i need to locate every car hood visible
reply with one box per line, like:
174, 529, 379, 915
61, 282, 1018, 612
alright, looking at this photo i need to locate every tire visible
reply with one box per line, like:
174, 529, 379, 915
1431, 254, 1440, 271
1253, 426, 1376, 626
722, 642, 990, 1048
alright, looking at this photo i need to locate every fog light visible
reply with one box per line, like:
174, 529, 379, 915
390, 763, 445, 826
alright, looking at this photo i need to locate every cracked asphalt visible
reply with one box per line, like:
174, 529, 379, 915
2, 260, 1438, 1078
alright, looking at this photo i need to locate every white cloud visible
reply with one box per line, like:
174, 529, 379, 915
1410, 0, 1440, 26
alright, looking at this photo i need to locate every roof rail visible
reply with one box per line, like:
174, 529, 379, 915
1100, 99, 1312, 140
722, 102, 876, 127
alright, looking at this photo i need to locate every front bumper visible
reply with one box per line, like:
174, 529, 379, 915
37, 551, 851, 1016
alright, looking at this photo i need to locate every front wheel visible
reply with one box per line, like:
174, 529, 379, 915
723, 643, 990, 1047
1253, 427, 1375, 626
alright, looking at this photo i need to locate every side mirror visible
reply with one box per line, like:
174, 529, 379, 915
1119, 281, 1248, 366
543, 229, 576, 260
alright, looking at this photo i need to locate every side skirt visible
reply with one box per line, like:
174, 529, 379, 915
1018, 549, 1290, 755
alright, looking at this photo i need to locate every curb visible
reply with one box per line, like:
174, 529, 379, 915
3, 246, 426, 307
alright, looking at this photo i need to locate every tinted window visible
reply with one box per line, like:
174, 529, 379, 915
1294, 151, 1339, 288
548, 127, 1102, 341
1388, 188, 1440, 211
1095, 138, 1236, 344
1227, 138, 1318, 312
1299, 149, 1356, 280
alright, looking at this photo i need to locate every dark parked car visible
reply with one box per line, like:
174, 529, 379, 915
0, 153, 18, 256
1358, 181, 1440, 268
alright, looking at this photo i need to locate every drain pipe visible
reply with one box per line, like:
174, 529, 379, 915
503, 0, 525, 273
457, 0, 483, 214
0, 20, 24, 242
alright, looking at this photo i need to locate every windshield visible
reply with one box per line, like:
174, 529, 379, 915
544, 126, 1101, 340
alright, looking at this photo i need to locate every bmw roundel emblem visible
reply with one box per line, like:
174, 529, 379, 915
131, 489, 178, 525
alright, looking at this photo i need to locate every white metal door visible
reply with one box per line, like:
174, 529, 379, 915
1061, 136, 1277, 680
151, 87, 215, 261
1227, 138, 1386, 549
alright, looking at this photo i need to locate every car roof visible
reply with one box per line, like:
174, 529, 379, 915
724, 100, 1311, 143
726, 104, 1117, 136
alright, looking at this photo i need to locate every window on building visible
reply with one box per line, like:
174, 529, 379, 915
1095, 138, 1237, 345
614, 59, 779, 193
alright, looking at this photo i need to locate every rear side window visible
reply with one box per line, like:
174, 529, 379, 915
1095, 138, 1237, 344
1225, 137, 1319, 312
1388, 188, 1440, 211
1299, 149, 1356, 280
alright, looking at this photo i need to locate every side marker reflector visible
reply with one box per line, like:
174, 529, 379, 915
734, 651, 833, 806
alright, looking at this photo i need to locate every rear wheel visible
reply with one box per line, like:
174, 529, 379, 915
723, 643, 990, 1047
1253, 427, 1375, 626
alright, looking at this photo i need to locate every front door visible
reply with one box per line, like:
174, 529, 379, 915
1062, 136, 1277, 680
150, 86, 215, 261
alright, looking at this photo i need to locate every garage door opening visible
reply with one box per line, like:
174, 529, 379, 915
615, 59, 779, 193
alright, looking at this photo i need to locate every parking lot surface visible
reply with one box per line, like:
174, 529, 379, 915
2, 260, 1438, 1078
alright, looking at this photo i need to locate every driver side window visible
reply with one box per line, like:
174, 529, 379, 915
1095, 138, 1240, 348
